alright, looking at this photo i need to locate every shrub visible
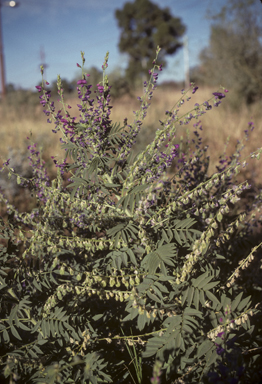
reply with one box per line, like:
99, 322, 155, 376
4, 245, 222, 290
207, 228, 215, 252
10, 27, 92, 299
0, 48, 262, 384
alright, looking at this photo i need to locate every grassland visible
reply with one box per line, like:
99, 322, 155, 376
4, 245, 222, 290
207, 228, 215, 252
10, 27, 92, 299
1, 85, 262, 195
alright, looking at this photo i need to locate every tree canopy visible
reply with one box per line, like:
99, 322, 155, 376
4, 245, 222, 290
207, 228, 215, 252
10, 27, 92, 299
115, 0, 186, 86
193, 0, 262, 106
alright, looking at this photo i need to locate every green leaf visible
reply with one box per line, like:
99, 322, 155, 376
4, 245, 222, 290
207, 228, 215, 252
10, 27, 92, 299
198, 275, 213, 290
33, 279, 42, 291
114, 232, 121, 248
143, 337, 164, 358
173, 229, 183, 246
33, 345, 43, 355
164, 315, 182, 331
181, 286, 189, 307
55, 308, 67, 320
28, 349, 38, 359
197, 339, 213, 358
154, 281, 169, 294
237, 295, 251, 312
107, 223, 125, 237
175, 332, 182, 349
126, 248, 138, 266
193, 288, 200, 311
11, 325, 22, 341
9, 305, 18, 325
205, 290, 220, 306
231, 292, 243, 312
37, 339, 48, 346
161, 229, 170, 244
141, 243, 176, 274
137, 313, 147, 331
187, 286, 194, 307
203, 281, 219, 291
209, 311, 218, 328
42, 320, 51, 337
206, 349, 218, 367
167, 228, 173, 241
183, 324, 193, 334
215, 254, 225, 260
192, 271, 209, 288
146, 290, 162, 304
184, 307, 202, 318
18, 322, 31, 331
221, 294, 231, 310
3, 329, 10, 343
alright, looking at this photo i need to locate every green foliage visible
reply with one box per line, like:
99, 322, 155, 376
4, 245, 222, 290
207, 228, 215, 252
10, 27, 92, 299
115, 0, 185, 87
0, 48, 262, 383
194, 0, 262, 106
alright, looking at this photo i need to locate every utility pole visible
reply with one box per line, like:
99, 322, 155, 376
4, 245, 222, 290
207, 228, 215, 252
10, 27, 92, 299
0, 2, 6, 98
183, 35, 190, 89
0, 1, 19, 99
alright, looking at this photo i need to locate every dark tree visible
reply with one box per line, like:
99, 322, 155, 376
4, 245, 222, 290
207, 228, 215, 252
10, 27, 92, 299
115, 0, 186, 87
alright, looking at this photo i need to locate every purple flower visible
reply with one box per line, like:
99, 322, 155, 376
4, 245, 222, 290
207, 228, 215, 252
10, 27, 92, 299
77, 79, 87, 85
192, 86, 198, 94
215, 344, 225, 355
212, 92, 225, 99
97, 84, 104, 93
3, 158, 11, 166
204, 101, 212, 110
35, 85, 42, 92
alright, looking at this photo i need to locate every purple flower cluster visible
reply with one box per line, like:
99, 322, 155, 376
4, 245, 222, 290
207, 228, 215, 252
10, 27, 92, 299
114, 64, 163, 163
144, 144, 180, 183
212, 92, 226, 107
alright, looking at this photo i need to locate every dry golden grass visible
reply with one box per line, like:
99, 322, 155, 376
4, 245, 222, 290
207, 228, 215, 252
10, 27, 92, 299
1, 86, 262, 185
112, 86, 262, 184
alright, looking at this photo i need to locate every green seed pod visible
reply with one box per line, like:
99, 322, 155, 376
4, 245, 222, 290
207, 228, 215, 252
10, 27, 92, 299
76, 274, 82, 281
138, 306, 144, 315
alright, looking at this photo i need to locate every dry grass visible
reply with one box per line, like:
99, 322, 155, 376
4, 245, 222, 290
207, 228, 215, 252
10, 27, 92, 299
112, 86, 262, 184
1, 86, 262, 186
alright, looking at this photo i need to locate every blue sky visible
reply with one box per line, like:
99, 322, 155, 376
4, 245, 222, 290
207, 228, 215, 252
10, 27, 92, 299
1, 0, 223, 90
